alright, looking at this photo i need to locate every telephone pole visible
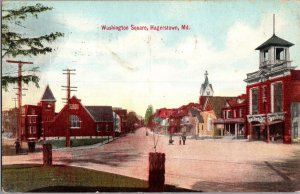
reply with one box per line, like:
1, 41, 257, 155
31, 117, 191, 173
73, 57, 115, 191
62, 68, 77, 147
12, 98, 17, 108
6, 60, 33, 143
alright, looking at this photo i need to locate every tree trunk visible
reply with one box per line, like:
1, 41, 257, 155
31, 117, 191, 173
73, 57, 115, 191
43, 143, 52, 166
148, 152, 165, 192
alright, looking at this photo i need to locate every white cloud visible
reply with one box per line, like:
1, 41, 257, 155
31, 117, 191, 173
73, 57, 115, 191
56, 13, 100, 32
3, 11, 300, 116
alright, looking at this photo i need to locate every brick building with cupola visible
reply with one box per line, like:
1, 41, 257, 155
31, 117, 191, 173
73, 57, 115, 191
244, 30, 300, 143
20, 85, 118, 142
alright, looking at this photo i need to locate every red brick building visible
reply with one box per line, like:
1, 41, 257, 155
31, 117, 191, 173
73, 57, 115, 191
20, 85, 115, 141
214, 94, 247, 137
244, 33, 300, 144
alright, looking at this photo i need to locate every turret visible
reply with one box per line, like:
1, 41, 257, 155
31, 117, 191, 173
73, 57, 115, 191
39, 85, 56, 122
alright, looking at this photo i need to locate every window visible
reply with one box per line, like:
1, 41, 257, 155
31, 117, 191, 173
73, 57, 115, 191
272, 82, 282, 112
293, 122, 298, 139
105, 124, 110, 132
96, 124, 100, 132
263, 50, 269, 61
29, 117, 37, 124
31, 109, 36, 115
234, 110, 236, 118
227, 110, 231, 119
262, 86, 267, 112
46, 103, 52, 109
28, 126, 36, 134
70, 115, 80, 128
251, 88, 259, 114
207, 117, 212, 131
275, 48, 285, 61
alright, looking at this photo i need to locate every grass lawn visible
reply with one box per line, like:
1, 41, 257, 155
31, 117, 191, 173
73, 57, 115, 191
2, 164, 148, 192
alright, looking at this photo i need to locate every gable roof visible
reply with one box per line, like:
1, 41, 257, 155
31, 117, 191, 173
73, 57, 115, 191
255, 34, 294, 50
189, 107, 204, 123
204, 96, 235, 118
85, 106, 113, 122
41, 85, 56, 102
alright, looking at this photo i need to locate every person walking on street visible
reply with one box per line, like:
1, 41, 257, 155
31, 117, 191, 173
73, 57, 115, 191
179, 136, 182, 145
14, 139, 20, 154
182, 135, 186, 145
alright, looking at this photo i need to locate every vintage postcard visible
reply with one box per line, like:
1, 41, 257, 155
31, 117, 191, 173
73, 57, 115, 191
2, 0, 300, 192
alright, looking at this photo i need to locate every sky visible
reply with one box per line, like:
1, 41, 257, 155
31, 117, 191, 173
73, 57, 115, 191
2, 0, 300, 116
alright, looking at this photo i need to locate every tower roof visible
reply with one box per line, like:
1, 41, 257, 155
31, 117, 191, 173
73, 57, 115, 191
255, 34, 294, 50
200, 71, 214, 95
41, 85, 56, 102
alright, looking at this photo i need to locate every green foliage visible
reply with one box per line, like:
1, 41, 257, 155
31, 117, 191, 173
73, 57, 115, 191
2, 3, 64, 90
144, 105, 153, 126
2, 75, 40, 91
127, 111, 139, 130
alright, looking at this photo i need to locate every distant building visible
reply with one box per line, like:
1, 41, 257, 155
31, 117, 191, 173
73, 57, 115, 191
113, 108, 128, 134
2, 108, 18, 135
200, 71, 214, 97
244, 31, 300, 143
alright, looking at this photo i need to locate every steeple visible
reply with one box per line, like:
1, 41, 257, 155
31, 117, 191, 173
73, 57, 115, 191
41, 85, 56, 102
200, 71, 214, 96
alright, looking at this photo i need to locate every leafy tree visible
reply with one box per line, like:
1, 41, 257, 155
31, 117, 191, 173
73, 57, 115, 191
127, 111, 139, 131
144, 105, 153, 126
2, 3, 64, 90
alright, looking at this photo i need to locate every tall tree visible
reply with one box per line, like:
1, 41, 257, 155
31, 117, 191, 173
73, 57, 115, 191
144, 105, 153, 126
2, 3, 64, 90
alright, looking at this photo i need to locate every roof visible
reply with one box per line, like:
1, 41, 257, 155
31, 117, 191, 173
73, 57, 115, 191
85, 106, 113, 122
189, 107, 204, 123
203, 96, 235, 118
200, 71, 214, 94
41, 85, 56, 102
255, 34, 294, 50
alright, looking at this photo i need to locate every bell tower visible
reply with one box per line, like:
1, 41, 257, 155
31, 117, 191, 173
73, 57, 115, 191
39, 85, 56, 122
245, 15, 295, 84
200, 71, 214, 97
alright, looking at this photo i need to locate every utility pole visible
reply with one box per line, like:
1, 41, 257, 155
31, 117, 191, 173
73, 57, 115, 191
6, 60, 33, 143
62, 68, 77, 147
12, 98, 17, 108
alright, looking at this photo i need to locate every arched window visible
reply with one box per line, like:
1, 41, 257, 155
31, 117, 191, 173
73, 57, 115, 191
70, 115, 81, 128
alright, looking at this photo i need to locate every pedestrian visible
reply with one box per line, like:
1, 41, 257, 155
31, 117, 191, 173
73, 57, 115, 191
179, 137, 181, 145
14, 139, 20, 154
182, 135, 186, 145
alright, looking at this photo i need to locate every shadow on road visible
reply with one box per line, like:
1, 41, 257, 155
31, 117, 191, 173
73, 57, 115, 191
191, 150, 300, 192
